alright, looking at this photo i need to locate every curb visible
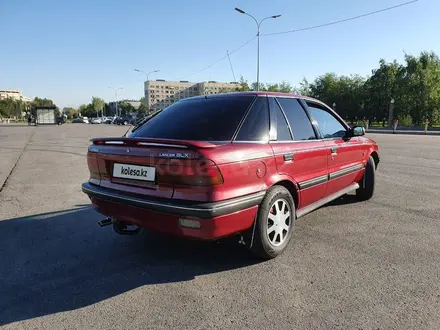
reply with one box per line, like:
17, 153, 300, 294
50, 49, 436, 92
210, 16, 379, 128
366, 130, 440, 136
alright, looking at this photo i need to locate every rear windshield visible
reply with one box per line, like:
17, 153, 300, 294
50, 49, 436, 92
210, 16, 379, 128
130, 96, 255, 141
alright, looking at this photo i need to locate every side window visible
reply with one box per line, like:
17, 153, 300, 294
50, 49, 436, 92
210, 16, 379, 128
236, 97, 270, 141
269, 98, 292, 141
276, 98, 316, 141
307, 103, 346, 139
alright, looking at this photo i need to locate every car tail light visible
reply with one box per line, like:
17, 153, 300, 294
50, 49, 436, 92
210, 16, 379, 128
159, 159, 224, 186
87, 151, 101, 181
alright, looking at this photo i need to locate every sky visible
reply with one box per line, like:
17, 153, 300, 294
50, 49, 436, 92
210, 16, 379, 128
0, 0, 437, 108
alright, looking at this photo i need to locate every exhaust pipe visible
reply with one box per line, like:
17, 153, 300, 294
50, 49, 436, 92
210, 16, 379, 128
98, 217, 114, 227
98, 217, 142, 235
113, 221, 143, 235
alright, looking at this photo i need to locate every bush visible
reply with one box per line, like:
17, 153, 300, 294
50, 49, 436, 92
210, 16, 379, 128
398, 114, 413, 126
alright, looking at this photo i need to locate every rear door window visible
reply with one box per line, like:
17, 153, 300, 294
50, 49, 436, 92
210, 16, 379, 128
269, 97, 292, 141
235, 97, 270, 141
130, 96, 255, 141
276, 98, 316, 141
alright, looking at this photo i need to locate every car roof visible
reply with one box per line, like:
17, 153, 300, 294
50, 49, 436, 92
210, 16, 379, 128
184, 91, 320, 103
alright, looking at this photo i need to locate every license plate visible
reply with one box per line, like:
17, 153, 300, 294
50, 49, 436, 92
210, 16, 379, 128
113, 163, 156, 182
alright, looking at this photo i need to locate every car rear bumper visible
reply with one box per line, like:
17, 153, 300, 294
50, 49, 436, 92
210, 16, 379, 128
82, 182, 265, 219
82, 182, 264, 239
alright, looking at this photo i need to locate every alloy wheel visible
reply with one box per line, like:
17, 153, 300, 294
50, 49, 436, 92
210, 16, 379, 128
267, 198, 291, 247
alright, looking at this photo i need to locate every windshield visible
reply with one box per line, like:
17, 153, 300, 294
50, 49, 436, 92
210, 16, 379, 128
130, 96, 255, 141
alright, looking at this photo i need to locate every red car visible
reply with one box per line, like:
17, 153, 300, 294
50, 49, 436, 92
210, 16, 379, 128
82, 92, 379, 259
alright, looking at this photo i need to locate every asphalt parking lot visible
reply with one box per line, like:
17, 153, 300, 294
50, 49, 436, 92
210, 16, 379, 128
1, 124, 439, 329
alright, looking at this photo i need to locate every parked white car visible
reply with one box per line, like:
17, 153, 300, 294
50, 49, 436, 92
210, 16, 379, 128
90, 118, 102, 124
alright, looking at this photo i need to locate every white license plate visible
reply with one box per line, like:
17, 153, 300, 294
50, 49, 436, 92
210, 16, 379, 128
113, 163, 156, 182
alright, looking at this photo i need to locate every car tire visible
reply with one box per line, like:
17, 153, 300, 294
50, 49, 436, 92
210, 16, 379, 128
356, 156, 375, 201
250, 185, 295, 259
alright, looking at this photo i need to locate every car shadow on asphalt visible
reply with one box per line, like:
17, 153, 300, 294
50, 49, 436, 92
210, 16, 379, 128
0, 125, 35, 127
325, 193, 361, 207
0, 206, 258, 325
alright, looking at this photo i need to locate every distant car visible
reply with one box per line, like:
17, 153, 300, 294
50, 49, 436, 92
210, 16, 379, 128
113, 116, 130, 125
72, 117, 87, 123
104, 117, 114, 124
56, 116, 66, 125
90, 118, 102, 124
82, 92, 380, 259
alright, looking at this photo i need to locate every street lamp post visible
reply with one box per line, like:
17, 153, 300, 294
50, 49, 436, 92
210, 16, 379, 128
235, 7, 281, 91
134, 69, 160, 110
388, 98, 395, 128
108, 87, 123, 117
134, 69, 160, 82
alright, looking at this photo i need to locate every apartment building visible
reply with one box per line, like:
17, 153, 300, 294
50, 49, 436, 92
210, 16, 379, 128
145, 80, 240, 111
0, 89, 32, 102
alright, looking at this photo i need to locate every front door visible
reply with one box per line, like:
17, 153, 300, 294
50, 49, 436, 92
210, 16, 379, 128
268, 97, 328, 209
304, 101, 365, 197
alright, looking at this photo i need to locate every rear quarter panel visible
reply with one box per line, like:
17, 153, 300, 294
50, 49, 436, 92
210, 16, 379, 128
191, 143, 277, 202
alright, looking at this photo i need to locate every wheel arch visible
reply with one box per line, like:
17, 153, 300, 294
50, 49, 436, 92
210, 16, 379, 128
271, 179, 299, 209
264, 173, 300, 209
369, 151, 380, 169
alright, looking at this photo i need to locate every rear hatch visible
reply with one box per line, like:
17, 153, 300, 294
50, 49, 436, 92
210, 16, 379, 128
88, 138, 220, 200
86, 94, 257, 201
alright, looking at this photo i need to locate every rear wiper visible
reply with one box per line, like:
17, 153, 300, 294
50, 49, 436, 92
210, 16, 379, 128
131, 109, 163, 133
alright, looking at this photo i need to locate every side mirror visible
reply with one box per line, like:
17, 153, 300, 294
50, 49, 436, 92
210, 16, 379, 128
352, 126, 365, 137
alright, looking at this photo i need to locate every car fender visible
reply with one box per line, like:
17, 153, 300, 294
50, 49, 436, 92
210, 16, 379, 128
263, 172, 301, 207
367, 145, 380, 168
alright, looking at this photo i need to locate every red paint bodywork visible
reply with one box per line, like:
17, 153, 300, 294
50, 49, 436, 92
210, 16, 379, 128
84, 92, 379, 240
91, 197, 258, 239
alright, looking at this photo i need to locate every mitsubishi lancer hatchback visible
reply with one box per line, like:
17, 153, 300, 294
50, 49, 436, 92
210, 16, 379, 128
82, 92, 379, 259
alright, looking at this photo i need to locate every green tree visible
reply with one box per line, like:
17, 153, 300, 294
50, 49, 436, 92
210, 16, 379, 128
78, 104, 87, 117
91, 97, 105, 118
137, 102, 149, 118
63, 107, 78, 119
0, 99, 28, 118
296, 78, 311, 96
301, 73, 366, 123
250, 82, 267, 91
215, 50, 440, 127
118, 102, 136, 116
400, 52, 440, 125
278, 81, 293, 93
32, 97, 54, 107
363, 59, 402, 125
236, 76, 250, 91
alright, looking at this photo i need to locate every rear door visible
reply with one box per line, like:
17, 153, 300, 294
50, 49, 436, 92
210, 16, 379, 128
269, 97, 328, 209
304, 100, 365, 197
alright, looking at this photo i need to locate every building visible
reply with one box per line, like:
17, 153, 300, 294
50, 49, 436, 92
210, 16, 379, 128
144, 80, 240, 111
0, 89, 32, 102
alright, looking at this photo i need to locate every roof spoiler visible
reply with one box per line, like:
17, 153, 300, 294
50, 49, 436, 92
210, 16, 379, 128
89, 137, 218, 149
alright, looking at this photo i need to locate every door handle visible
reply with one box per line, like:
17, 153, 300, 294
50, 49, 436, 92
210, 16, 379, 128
283, 153, 294, 161
330, 146, 338, 155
